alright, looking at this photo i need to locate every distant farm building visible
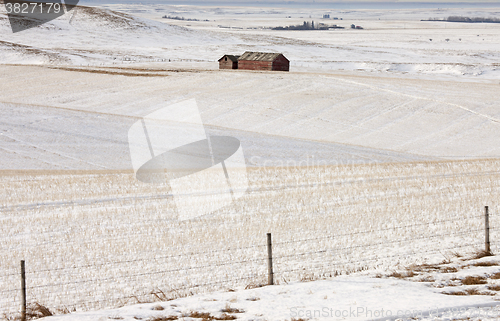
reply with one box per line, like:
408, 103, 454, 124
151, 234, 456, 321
219, 52, 289, 71
238, 52, 290, 71
218, 55, 239, 69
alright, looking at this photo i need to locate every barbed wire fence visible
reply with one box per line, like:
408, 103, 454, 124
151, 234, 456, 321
1, 207, 498, 320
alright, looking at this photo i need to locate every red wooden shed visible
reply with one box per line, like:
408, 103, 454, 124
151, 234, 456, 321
237, 51, 289, 71
218, 55, 239, 69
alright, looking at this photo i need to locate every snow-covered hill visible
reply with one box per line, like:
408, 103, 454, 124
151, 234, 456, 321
0, 4, 233, 65
0, 64, 499, 168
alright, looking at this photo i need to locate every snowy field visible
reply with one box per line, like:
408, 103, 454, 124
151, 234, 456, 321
1, 3, 500, 78
36, 255, 500, 321
1, 2, 500, 320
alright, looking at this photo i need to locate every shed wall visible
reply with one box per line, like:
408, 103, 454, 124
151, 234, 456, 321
272, 55, 290, 71
219, 59, 237, 69
238, 61, 273, 71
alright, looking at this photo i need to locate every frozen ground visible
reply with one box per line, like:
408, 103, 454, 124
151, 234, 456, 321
1, 2, 500, 320
39, 256, 500, 321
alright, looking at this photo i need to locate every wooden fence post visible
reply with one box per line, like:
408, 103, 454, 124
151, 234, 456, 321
485, 206, 491, 253
267, 233, 274, 285
21, 260, 26, 321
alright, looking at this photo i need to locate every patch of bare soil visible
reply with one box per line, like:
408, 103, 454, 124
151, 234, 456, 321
46, 65, 204, 77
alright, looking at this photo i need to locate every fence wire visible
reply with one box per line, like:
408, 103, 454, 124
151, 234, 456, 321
1, 209, 498, 318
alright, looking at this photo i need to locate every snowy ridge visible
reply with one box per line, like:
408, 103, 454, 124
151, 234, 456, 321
0, 101, 430, 171
1, 65, 500, 161
0, 4, 225, 65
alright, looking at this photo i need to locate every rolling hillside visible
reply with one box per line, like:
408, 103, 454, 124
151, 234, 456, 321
0, 64, 499, 170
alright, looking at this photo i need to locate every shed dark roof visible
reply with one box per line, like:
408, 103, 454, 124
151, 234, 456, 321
218, 55, 240, 62
239, 51, 285, 62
